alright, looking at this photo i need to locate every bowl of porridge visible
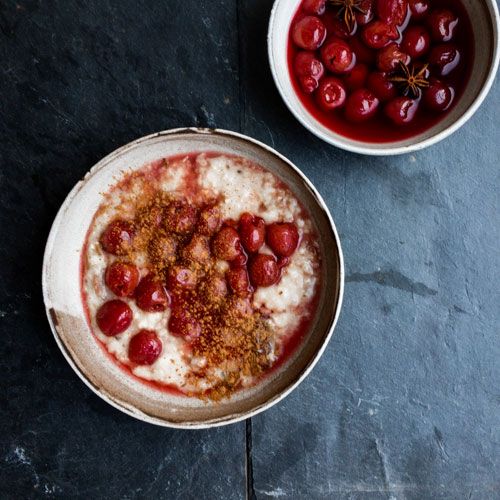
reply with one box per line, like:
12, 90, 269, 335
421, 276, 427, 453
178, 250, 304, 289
43, 128, 344, 428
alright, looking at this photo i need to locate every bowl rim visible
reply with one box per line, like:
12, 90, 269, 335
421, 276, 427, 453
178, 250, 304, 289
268, 0, 500, 156
42, 127, 345, 429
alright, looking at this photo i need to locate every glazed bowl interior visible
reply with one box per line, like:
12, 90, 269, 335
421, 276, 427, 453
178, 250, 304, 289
42, 128, 344, 428
268, 0, 500, 155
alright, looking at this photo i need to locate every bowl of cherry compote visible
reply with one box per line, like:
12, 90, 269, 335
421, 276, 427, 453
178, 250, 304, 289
269, 0, 500, 154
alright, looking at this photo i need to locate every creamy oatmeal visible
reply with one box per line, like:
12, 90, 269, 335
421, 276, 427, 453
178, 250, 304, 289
82, 152, 321, 399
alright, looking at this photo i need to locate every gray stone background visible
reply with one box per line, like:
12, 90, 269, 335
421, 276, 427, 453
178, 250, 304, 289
0, 1, 498, 498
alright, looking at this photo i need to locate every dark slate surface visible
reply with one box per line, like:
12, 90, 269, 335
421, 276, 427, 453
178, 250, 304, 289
1, 0, 499, 499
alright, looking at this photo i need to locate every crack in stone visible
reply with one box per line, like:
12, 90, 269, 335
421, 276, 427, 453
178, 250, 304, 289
346, 269, 438, 297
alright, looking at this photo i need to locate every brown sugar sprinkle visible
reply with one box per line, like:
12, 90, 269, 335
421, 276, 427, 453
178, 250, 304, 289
113, 183, 274, 401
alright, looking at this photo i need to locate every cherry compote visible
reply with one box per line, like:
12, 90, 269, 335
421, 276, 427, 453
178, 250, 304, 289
288, 0, 473, 142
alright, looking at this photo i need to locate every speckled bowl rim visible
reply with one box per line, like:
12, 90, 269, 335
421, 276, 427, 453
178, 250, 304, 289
268, 0, 500, 156
42, 128, 345, 428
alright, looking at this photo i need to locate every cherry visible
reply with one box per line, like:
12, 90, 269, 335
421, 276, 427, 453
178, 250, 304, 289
356, 0, 375, 26
321, 38, 356, 74
99, 220, 135, 256
226, 267, 252, 297
345, 89, 379, 122
367, 71, 397, 102
343, 64, 369, 90
168, 309, 201, 341
408, 0, 429, 19
148, 235, 178, 264
212, 226, 242, 261
224, 296, 253, 318
322, 12, 356, 39
294, 52, 324, 84
429, 44, 460, 76
401, 25, 430, 58
376, 0, 408, 26
96, 300, 132, 337
266, 222, 300, 257
361, 21, 399, 49
163, 199, 198, 235
135, 275, 170, 312
166, 265, 197, 291
292, 16, 327, 50
197, 205, 221, 235
316, 77, 347, 110
128, 330, 162, 365
384, 97, 419, 124
350, 36, 376, 65
232, 251, 248, 267
423, 80, 454, 111
239, 213, 266, 253
427, 9, 458, 43
181, 234, 211, 264
202, 273, 228, 303
248, 254, 280, 288
302, 0, 326, 15
105, 261, 140, 297
299, 76, 320, 94
376, 43, 410, 72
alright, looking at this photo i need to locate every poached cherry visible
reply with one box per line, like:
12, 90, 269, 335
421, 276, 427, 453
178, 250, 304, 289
367, 71, 397, 102
128, 330, 162, 365
182, 234, 211, 264
292, 16, 327, 50
408, 0, 429, 19
100, 219, 135, 256
356, 0, 375, 26
96, 300, 133, 337
302, 0, 326, 15
344, 64, 369, 90
163, 199, 198, 235
212, 226, 242, 261
385, 97, 419, 124
362, 21, 399, 49
345, 89, 380, 122
168, 309, 202, 341
105, 261, 140, 297
226, 267, 252, 297
376, 0, 408, 26
429, 44, 460, 76
239, 213, 266, 253
401, 25, 431, 58
248, 254, 280, 288
294, 51, 325, 94
266, 222, 300, 257
377, 43, 411, 72
423, 80, 454, 111
197, 205, 221, 235
321, 38, 356, 74
317, 77, 347, 110
427, 9, 458, 43
135, 275, 170, 312
166, 265, 197, 291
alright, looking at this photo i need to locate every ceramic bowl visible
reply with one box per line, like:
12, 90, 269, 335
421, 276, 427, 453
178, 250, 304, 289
42, 128, 344, 428
268, 0, 500, 155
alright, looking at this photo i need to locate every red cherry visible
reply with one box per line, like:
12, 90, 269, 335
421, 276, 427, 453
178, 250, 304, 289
168, 309, 201, 341
350, 36, 376, 65
427, 9, 458, 43
292, 16, 327, 50
316, 77, 347, 110
232, 251, 248, 267
302, 0, 326, 15
376, 0, 408, 26
401, 25, 430, 58
212, 226, 242, 261
181, 234, 211, 264
376, 43, 410, 72
197, 205, 221, 235
128, 330, 162, 365
96, 300, 132, 337
322, 12, 356, 39
423, 80, 454, 111
226, 267, 252, 297
166, 265, 197, 291
345, 89, 379, 122
99, 220, 135, 256
344, 64, 369, 90
356, 0, 375, 25
408, 0, 429, 19
105, 261, 140, 297
321, 38, 356, 74
429, 44, 460, 76
203, 274, 228, 303
148, 235, 178, 264
361, 21, 399, 49
239, 213, 266, 253
299, 76, 320, 94
266, 222, 299, 257
294, 51, 324, 81
385, 97, 419, 124
135, 275, 170, 312
367, 71, 397, 102
248, 254, 280, 288
163, 199, 198, 235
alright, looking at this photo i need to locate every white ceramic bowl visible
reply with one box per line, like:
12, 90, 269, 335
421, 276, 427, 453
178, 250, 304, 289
42, 128, 344, 428
268, 0, 500, 155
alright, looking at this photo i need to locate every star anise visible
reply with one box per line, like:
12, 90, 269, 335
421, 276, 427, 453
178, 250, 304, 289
390, 61, 430, 99
329, 0, 365, 33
